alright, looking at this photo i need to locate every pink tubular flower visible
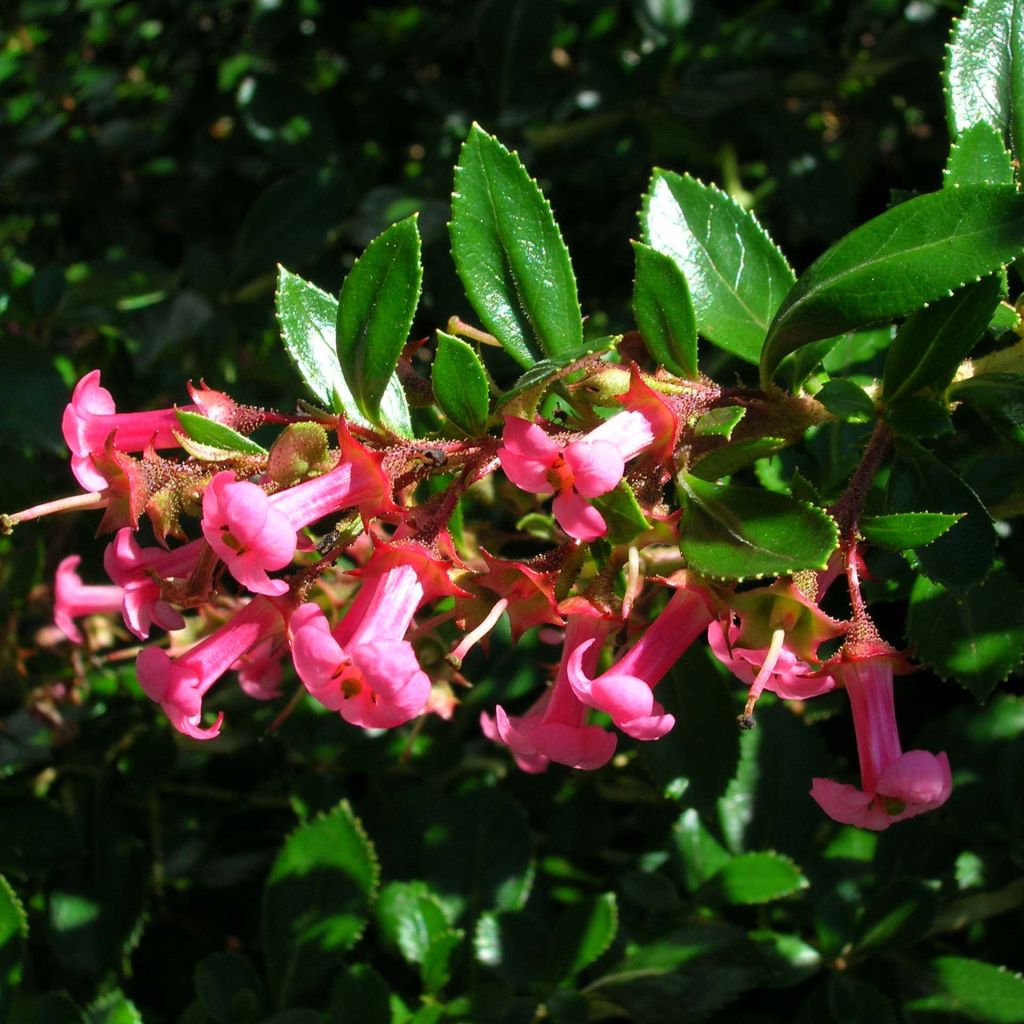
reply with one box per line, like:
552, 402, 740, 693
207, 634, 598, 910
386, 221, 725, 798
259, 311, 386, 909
498, 410, 656, 541
103, 529, 205, 639
481, 612, 617, 772
289, 543, 457, 729
136, 596, 290, 740
568, 583, 714, 740
53, 555, 125, 644
810, 651, 952, 831
202, 426, 394, 596
62, 371, 238, 492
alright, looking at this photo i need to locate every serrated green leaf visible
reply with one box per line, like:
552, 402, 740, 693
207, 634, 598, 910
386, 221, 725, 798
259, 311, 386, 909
473, 910, 549, 988
888, 442, 996, 594
677, 473, 838, 580
0, 875, 27, 1021
82, 991, 143, 1024
945, 0, 1024, 166
374, 881, 451, 967
432, 331, 489, 436
194, 951, 266, 1024
853, 879, 939, 955
642, 170, 795, 364
337, 216, 422, 423
450, 124, 582, 367
860, 512, 963, 550
631, 241, 698, 377
276, 267, 413, 436
950, 372, 1024, 449
421, 929, 464, 995
885, 394, 954, 438
546, 893, 618, 983
261, 801, 379, 1004
493, 336, 617, 420
175, 410, 268, 456
708, 851, 808, 905
815, 380, 875, 423
945, 122, 1016, 186
671, 810, 732, 893
589, 480, 651, 544
883, 275, 1002, 401
690, 437, 788, 482
760, 186, 1024, 387
908, 569, 1024, 701
909, 956, 1024, 1021
694, 406, 746, 439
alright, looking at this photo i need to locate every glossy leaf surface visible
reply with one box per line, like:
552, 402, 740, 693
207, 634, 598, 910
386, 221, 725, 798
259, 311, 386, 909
677, 474, 838, 580
432, 331, 490, 437
760, 186, 1024, 386
175, 410, 268, 456
642, 170, 794, 364
450, 124, 582, 367
945, 0, 1024, 162
631, 240, 698, 377
945, 122, 1016, 186
337, 216, 422, 423
276, 266, 412, 435
709, 852, 808, 905
860, 512, 962, 550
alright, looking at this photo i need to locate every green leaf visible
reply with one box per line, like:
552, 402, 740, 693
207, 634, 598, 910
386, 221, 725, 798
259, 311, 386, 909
261, 801, 380, 1005
707, 851, 808, 905
690, 437, 788, 482
337, 215, 422, 423
694, 406, 746, 439
909, 956, 1024, 1021
276, 267, 413, 436
493, 335, 617, 420
374, 881, 451, 967
432, 331, 490, 436
885, 394, 954, 438
420, 929, 464, 995
908, 569, 1024, 701
815, 380, 875, 423
175, 410, 268, 456
642, 170, 795, 364
950, 373, 1024, 449
677, 473, 838, 580
194, 951, 266, 1024
760, 186, 1024, 387
450, 124, 583, 367
631, 241, 698, 377
473, 910, 549, 988
546, 893, 618, 983
589, 480, 651, 544
853, 879, 939, 955
860, 512, 963, 550
945, 122, 1016, 186
671, 809, 732, 893
883, 275, 1002, 401
82, 991, 143, 1024
887, 442, 997, 593
945, 0, 1024, 165
0, 876, 27, 1022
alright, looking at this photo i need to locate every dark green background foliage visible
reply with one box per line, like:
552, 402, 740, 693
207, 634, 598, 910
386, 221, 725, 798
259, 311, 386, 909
2, 2, 1023, 1022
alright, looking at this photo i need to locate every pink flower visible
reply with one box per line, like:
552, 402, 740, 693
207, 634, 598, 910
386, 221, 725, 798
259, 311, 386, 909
53, 555, 125, 644
810, 652, 952, 831
289, 543, 455, 729
481, 612, 617, 772
136, 596, 290, 739
202, 426, 394, 596
62, 371, 238, 492
234, 637, 287, 700
103, 529, 204, 639
498, 410, 656, 540
567, 584, 714, 740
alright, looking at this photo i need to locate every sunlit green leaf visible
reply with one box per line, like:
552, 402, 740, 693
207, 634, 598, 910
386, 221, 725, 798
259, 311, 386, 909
175, 410, 267, 456
945, 122, 1016, 186
860, 512, 963, 550
432, 331, 490, 436
632, 241, 698, 377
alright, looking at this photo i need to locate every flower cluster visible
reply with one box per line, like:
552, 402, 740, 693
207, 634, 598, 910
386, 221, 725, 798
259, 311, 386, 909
10, 364, 953, 833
